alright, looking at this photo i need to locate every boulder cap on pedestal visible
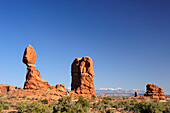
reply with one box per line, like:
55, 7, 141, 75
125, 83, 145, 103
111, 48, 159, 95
23, 44, 37, 65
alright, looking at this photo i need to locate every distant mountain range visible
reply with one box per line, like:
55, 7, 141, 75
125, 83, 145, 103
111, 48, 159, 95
67, 87, 145, 96
95, 88, 145, 96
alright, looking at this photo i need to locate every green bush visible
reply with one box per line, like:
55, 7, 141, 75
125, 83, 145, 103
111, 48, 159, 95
53, 96, 90, 113
4, 105, 9, 110
123, 100, 170, 113
74, 96, 90, 112
41, 99, 48, 104
91, 95, 96, 100
93, 98, 113, 113
103, 97, 114, 101
106, 109, 114, 113
53, 96, 73, 112
16, 101, 53, 113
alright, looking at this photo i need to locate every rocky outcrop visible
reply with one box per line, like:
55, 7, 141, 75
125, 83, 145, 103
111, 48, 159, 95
144, 83, 165, 100
0, 84, 22, 94
56, 84, 67, 92
71, 56, 95, 95
23, 44, 50, 90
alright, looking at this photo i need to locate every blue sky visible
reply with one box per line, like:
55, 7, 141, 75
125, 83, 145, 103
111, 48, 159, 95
0, 0, 170, 94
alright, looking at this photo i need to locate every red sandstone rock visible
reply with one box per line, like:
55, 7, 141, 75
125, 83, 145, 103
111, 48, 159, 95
0, 84, 22, 94
71, 56, 95, 95
24, 66, 50, 89
144, 83, 165, 100
56, 84, 67, 92
23, 44, 50, 90
23, 44, 37, 65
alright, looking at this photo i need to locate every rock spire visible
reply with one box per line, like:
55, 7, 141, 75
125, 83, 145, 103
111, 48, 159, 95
23, 44, 50, 89
71, 56, 95, 95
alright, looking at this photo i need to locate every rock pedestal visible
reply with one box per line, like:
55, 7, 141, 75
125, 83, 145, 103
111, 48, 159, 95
144, 83, 165, 100
23, 44, 50, 90
24, 65, 50, 89
71, 56, 95, 95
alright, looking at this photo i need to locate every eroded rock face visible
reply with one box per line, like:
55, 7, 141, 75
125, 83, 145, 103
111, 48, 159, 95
23, 44, 50, 90
24, 66, 50, 89
56, 84, 67, 92
144, 83, 165, 100
0, 84, 22, 94
71, 56, 95, 95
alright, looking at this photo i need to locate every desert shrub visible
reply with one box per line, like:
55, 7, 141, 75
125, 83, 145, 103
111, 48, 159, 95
17, 101, 53, 113
16, 102, 28, 112
93, 101, 106, 112
4, 105, 9, 110
114, 101, 130, 110
139, 96, 145, 100
93, 97, 114, 113
4, 101, 12, 104
103, 97, 114, 101
91, 95, 96, 100
123, 100, 170, 113
106, 109, 114, 113
41, 99, 48, 104
0, 94, 4, 97
74, 96, 90, 112
53, 96, 90, 113
53, 96, 73, 112
0, 98, 7, 104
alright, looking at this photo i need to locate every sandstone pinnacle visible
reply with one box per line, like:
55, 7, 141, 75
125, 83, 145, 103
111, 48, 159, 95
71, 56, 95, 95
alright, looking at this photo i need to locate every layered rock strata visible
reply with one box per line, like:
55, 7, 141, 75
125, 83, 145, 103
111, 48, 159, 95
71, 56, 95, 95
144, 83, 165, 100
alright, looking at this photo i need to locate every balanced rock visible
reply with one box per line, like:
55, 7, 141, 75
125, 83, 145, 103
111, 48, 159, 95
71, 56, 95, 95
23, 44, 50, 90
144, 83, 165, 100
23, 44, 37, 65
